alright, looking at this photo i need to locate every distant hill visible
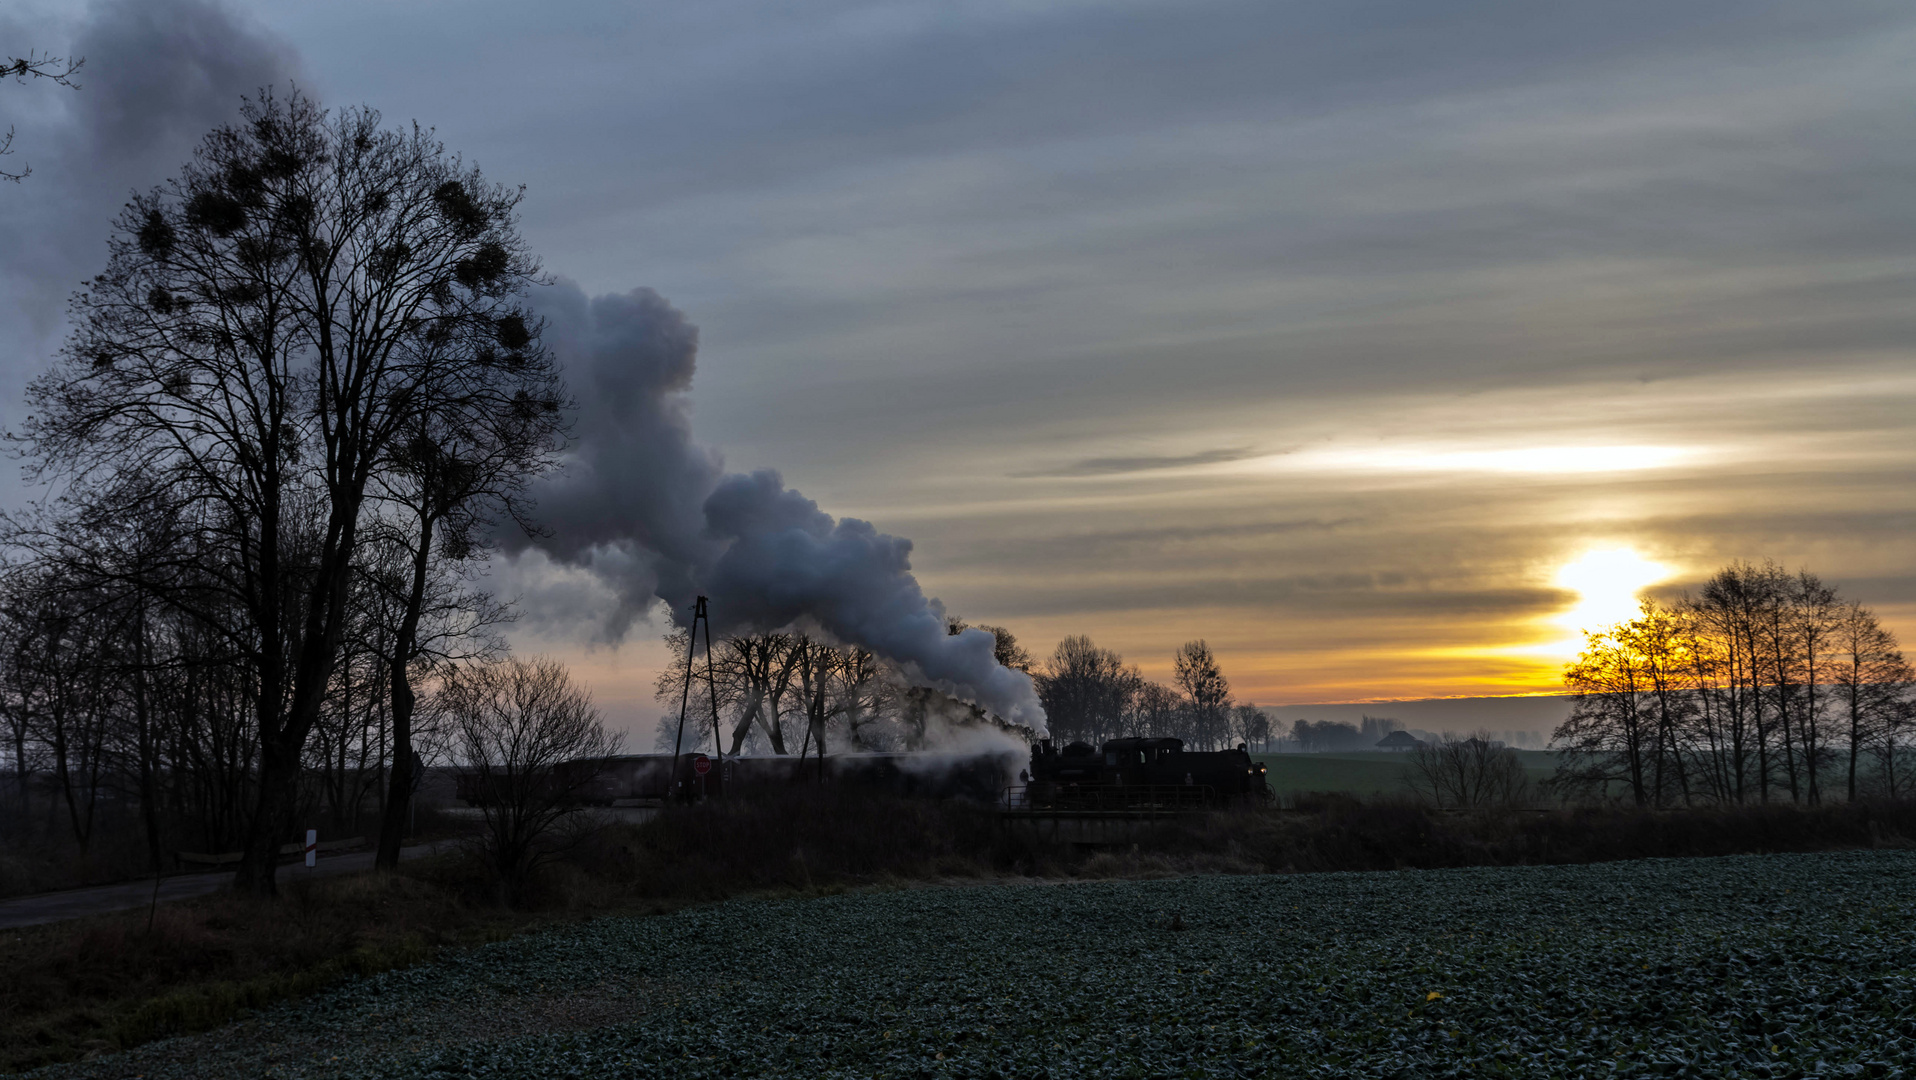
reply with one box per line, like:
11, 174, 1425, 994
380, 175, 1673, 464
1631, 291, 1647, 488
1262, 694, 1572, 745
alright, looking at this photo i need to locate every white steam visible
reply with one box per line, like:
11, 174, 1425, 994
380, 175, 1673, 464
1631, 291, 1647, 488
506, 282, 1046, 732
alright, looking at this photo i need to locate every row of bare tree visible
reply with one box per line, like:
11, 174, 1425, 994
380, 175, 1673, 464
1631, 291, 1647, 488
654, 623, 1274, 758
0, 91, 571, 894
1029, 635, 1270, 751
1554, 561, 1914, 806
651, 618, 1021, 758
0, 520, 501, 875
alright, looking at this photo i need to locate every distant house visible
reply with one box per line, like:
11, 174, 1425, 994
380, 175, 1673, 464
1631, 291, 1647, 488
1375, 730, 1425, 751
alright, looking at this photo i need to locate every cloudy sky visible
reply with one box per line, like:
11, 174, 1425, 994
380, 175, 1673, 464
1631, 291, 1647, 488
4, 0, 1915, 731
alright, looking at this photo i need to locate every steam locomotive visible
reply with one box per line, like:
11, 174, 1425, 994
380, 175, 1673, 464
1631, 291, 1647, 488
1023, 737, 1272, 809
456, 738, 1270, 812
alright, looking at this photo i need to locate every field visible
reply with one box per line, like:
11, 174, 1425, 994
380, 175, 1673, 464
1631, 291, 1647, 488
37, 849, 1916, 1079
1256, 750, 1560, 800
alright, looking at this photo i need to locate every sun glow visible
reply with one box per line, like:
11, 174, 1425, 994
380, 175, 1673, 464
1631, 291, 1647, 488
1554, 547, 1671, 637
1248, 443, 1694, 476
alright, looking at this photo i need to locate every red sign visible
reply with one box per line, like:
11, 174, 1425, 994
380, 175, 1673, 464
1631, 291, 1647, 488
692, 755, 712, 776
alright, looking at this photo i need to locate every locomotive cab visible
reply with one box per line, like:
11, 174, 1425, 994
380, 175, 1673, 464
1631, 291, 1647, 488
1100, 737, 1185, 786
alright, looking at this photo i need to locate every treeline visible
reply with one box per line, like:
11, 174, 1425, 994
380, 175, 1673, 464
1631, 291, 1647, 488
656, 624, 1276, 756
650, 621, 1002, 758
1028, 636, 1270, 751
0, 522, 499, 879
1291, 716, 1408, 753
1555, 560, 1914, 806
0, 92, 579, 895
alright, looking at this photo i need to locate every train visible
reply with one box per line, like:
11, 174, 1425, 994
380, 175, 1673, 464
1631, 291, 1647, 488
455, 737, 1271, 812
1021, 737, 1273, 810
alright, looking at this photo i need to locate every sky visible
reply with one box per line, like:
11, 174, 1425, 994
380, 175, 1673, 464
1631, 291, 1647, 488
4, 0, 1915, 736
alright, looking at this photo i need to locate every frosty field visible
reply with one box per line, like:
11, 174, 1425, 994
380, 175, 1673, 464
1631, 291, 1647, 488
43, 850, 1916, 1079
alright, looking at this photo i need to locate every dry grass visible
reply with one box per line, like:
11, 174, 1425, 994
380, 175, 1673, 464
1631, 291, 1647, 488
0, 864, 530, 1073
562, 786, 1039, 901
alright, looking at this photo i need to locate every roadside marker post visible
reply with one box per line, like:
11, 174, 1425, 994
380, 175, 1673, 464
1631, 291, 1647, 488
304, 829, 317, 868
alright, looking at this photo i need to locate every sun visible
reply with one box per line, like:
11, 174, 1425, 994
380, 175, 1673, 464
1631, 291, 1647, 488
1553, 546, 1671, 636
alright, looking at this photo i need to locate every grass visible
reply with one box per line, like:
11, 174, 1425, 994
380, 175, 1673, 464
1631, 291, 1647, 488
0, 861, 536, 1073
1255, 750, 1560, 801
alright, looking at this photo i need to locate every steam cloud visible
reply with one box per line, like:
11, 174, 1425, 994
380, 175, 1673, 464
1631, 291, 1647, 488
0, 0, 1041, 728
0, 0, 299, 445
511, 283, 1047, 731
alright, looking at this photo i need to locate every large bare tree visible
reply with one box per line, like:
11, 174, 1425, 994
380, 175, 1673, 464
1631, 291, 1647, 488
20, 90, 551, 894
367, 305, 564, 870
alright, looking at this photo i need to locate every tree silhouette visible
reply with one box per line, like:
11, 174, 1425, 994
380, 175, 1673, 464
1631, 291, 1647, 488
2, 51, 83, 182
20, 89, 553, 894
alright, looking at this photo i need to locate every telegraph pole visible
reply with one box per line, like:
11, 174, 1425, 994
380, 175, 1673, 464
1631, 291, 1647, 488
671, 596, 721, 799
700, 598, 723, 764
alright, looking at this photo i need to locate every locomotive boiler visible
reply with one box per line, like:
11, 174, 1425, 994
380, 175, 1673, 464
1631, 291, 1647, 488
1023, 737, 1272, 809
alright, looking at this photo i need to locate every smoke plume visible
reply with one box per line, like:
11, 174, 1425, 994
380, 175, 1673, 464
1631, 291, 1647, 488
0, 0, 300, 443
511, 282, 1046, 731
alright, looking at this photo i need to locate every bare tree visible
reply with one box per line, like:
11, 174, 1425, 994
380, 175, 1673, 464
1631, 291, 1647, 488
1552, 561, 1910, 806
1553, 620, 1655, 804
1831, 601, 1913, 800
977, 625, 1032, 673
714, 632, 797, 756
443, 657, 617, 906
1708, 560, 1805, 802
6, 578, 117, 854
21, 90, 549, 894
2, 50, 83, 183
1408, 731, 1530, 808
656, 624, 1004, 758
369, 326, 563, 870
1034, 635, 1140, 748
1173, 640, 1231, 750
1692, 566, 1769, 801
1122, 681, 1180, 740
1621, 602, 1697, 806
1231, 703, 1272, 751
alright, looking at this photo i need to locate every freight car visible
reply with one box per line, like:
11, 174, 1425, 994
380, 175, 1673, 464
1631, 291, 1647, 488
1022, 737, 1272, 809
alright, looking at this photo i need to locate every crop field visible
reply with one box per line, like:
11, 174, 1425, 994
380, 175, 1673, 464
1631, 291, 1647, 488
1255, 750, 1560, 800
41, 850, 1916, 1079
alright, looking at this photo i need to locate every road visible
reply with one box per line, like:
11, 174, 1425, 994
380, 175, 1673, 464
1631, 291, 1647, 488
0, 840, 457, 930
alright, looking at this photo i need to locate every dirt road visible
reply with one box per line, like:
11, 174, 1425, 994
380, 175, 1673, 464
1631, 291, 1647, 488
0, 841, 456, 929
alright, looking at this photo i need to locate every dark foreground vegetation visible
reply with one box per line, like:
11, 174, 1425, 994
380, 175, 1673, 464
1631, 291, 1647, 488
26, 847, 1916, 1079
9, 789, 1916, 1073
